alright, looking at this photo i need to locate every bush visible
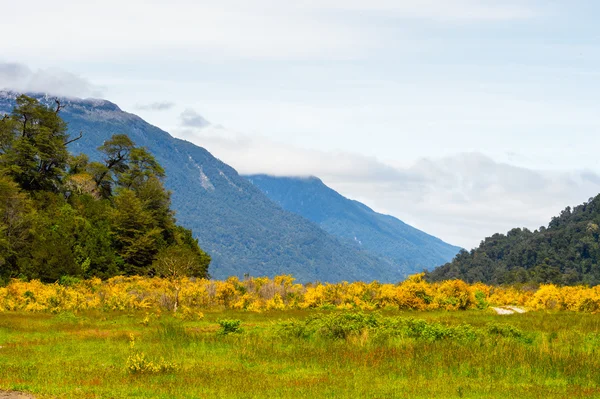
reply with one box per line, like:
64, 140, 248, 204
486, 323, 533, 344
127, 334, 179, 374
59, 276, 82, 287
277, 312, 479, 344
217, 319, 243, 335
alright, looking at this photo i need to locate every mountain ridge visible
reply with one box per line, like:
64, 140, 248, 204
0, 91, 404, 283
246, 174, 461, 275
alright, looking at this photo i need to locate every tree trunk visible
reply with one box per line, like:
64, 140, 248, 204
173, 286, 180, 313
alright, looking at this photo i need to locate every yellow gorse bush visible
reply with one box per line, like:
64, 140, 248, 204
126, 333, 178, 374
1, 274, 600, 313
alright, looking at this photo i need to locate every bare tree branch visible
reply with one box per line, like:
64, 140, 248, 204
54, 99, 66, 114
64, 131, 83, 146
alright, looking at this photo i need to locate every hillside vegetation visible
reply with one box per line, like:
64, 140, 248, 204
246, 174, 460, 275
428, 195, 600, 286
0, 95, 210, 283
0, 91, 401, 283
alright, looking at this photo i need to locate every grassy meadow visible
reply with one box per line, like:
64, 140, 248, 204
1, 309, 600, 398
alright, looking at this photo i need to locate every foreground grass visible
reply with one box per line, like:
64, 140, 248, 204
0, 310, 599, 398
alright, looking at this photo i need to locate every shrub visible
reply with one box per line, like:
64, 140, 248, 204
277, 312, 479, 344
126, 334, 179, 374
217, 319, 243, 335
486, 323, 533, 344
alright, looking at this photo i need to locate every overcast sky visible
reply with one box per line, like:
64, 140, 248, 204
2, 0, 600, 248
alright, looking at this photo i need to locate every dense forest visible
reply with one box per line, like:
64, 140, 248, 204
0, 95, 210, 283
428, 195, 600, 286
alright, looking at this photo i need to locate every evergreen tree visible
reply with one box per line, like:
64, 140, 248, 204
0, 95, 210, 283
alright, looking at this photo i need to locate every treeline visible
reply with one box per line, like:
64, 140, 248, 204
428, 195, 600, 286
0, 95, 210, 283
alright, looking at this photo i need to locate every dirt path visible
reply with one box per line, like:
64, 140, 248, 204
492, 306, 527, 315
0, 391, 34, 398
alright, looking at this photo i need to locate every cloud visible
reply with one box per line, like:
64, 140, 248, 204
0, 1, 540, 62
135, 102, 175, 111
311, 0, 538, 21
180, 109, 211, 128
0, 62, 102, 97
177, 125, 600, 249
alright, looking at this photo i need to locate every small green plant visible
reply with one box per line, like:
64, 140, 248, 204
475, 290, 489, 310
58, 276, 82, 287
217, 319, 243, 335
55, 311, 80, 323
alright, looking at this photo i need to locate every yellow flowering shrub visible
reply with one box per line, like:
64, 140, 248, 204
395, 273, 435, 310
1, 274, 599, 313
434, 280, 475, 310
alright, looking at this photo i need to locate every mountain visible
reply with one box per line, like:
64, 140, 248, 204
0, 91, 404, 283
245, 175, 461, 275
427, 194, 600, 286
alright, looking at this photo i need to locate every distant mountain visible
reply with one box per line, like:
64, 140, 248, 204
245, 175, 461, 275
427, 194, 600, 286
0, 91, 404, 283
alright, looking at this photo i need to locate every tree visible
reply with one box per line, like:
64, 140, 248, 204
0, 95, 78, 192
0, 174, 33, 280
111, 189, 162, 274
153, 247, 203, 313
0, 95, 211, 283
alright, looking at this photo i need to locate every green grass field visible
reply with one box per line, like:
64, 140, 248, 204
1, 310, 600, 398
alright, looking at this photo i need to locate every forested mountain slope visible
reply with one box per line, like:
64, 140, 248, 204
246, 175, 461, 275
0, 91, 402, 283
428, 195, 600, 285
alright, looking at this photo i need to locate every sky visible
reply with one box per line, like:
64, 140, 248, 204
1, 0, 600, 248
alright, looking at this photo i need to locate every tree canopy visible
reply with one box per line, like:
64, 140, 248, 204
427, 196, 600, 286
0, 95, 210, 283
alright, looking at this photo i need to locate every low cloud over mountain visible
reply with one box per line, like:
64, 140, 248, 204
0, 62, 101, 98
181, 126, 600, 249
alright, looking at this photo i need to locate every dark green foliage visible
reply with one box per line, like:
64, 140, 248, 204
0, 95, 210, 282
428, 197, 600, 286
0, 96, 69, 192
246, 175, 461, 276
217, 319, 243, 335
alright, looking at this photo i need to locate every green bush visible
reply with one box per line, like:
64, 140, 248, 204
59, 276, 82, 287
218, 319, 243, 335
486, 323, 533, 344
277, 312, 479, 344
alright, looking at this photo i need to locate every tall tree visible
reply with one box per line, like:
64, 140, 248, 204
0, 95, 211, 282
0, 96, 76, 192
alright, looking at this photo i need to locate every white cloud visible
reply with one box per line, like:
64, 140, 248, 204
179, 125, 600, 249
135, 102, 176, 111
0, 62, 101, 97
180, 109, 211, 128
1, 1, 540, 62
310, 0, 538, 21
